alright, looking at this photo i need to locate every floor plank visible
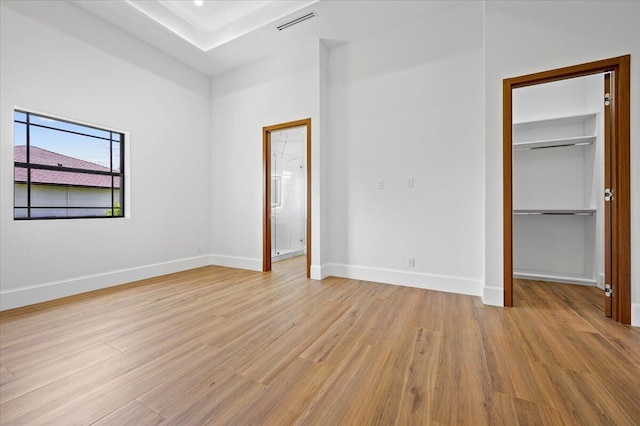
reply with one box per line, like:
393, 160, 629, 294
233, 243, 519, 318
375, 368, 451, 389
92, 400, 164, 426
224, 358, 334, 425
0, 257, 639, 425
0, 344, 121, 404
0, 367, 14, 386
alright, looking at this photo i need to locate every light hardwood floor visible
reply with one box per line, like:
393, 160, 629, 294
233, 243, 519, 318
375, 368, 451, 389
1, 257, 639, 425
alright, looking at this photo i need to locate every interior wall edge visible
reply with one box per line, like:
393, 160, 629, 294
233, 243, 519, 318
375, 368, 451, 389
0, 254, 213, 311
326, 263, 483, 297
309, 264, 329, 280
632, 303, 640, 327
482, 285, 503, 307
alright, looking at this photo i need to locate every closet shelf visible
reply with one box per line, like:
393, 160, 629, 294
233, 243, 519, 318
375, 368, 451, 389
513, 113, 597, 130
513, 135, 596, 151
513, 209, 596, 216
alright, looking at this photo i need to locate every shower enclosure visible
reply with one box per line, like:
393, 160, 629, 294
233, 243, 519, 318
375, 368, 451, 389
270, 126, 306, 262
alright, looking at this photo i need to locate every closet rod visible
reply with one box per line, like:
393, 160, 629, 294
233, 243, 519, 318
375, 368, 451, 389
513, 211, 594, 216
513, 142, 592, 151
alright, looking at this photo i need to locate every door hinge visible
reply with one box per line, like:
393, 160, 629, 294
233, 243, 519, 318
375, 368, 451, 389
605, 283, 613, 298
604, 188, 613, 202
604, 93, 612, 106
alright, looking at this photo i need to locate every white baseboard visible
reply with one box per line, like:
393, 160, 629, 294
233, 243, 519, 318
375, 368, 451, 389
210, 254, 262, 272
0, 254, 213, 311
513, 271, 597, 286
482, 285, 504, 306
310, 264, 331, 280
632, 303, 640, 328
324, 263, 482, 297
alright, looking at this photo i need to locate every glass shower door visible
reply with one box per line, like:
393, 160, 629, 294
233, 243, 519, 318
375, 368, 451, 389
271, 126, 306, 262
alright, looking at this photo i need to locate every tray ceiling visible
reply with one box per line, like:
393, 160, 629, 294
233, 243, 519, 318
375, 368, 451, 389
71, 0, 454, 76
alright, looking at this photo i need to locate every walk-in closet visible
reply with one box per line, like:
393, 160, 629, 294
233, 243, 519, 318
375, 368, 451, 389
512, 74, 605, 289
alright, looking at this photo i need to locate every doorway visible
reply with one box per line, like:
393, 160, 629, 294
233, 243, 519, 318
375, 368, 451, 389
263, 118, 311, 278
503, 56, 631, 324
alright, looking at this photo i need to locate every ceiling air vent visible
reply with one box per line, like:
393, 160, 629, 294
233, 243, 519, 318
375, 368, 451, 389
276, 11, 317, 31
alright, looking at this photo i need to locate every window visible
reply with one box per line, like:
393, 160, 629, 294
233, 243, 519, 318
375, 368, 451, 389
14, 110, 125, 219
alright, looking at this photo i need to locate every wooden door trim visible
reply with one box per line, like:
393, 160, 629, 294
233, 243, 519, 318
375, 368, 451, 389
503, 55, 631, 324
263, 118, 312, 278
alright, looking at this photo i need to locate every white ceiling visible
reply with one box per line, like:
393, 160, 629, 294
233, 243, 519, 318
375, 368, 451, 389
159, 1, 274, 34
71, 0, 454, 77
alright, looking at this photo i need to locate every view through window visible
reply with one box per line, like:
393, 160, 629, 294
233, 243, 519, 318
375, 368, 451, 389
13, 110, 124, 219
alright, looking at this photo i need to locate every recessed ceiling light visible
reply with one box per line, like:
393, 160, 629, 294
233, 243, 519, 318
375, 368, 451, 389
194, 0, 203, 6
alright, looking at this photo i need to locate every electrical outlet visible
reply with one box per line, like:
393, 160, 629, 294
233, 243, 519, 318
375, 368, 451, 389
197, 246, 203, 254
408, 257, 415, 267
377, 179, 384, 190
407, 177, 414, 188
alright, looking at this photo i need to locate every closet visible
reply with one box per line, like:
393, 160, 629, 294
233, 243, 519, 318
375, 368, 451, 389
512, 74, 604, 288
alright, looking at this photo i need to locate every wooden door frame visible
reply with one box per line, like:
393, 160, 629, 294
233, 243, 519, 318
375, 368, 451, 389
263, 118, 312, 278
503, 55, 631, 324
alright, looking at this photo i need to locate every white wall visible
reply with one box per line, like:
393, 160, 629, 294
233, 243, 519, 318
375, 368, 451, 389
483, 0, 640, 326
209, 39, 322, 272
513, 77, 599, 122
0, 1, 212, 310
324, 1, 485, 296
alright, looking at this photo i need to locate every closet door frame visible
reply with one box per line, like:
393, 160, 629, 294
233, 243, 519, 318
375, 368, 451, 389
263, 118, 312, 278
502, 55, 631, 324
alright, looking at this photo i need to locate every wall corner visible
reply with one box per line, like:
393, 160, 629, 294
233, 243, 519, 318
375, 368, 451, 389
482, 284, 504, 307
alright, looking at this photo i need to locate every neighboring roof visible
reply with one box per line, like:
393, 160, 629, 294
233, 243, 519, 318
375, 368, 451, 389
14, 146, 120, 189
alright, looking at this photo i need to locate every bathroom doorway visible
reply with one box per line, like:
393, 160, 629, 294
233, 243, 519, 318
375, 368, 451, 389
263, 118, 311, 277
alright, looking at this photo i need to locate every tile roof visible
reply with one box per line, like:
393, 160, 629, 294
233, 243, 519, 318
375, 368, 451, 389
14, 146, 120, 189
